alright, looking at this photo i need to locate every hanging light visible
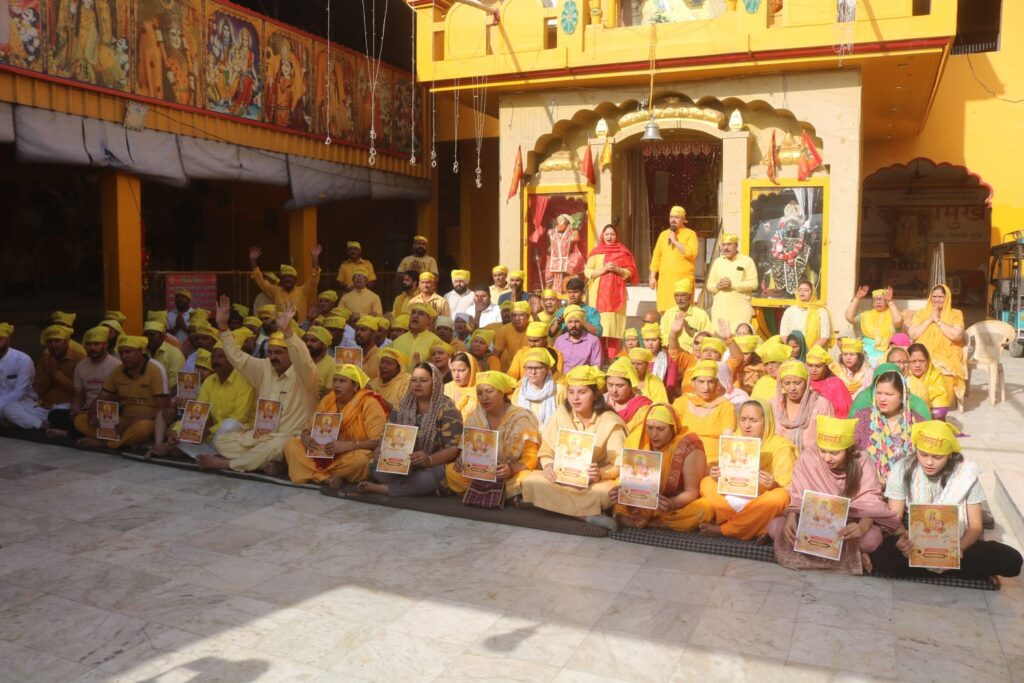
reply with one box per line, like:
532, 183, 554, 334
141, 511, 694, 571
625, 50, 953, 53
641, 117, 663, 141
642, 22, 660, 143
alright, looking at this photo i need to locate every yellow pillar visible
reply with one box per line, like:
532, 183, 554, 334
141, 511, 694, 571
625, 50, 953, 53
101, 171, 143, 334
416, 195, 438, 261
288, 206, 318, 283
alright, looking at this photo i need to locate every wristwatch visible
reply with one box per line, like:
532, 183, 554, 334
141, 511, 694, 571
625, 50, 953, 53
424, 454, 433, 467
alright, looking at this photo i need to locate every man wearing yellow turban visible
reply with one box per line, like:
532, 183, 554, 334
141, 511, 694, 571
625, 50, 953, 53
506, 320, 565, 381
41, 326, 123, 440
554, 303, 604, 373
143, 320, 186, 391
1, 325, 84, 431
444, 269, 475, 318
497, 270, 529, 305
705, 233, 758, 332
493, 301, 532, 371
489, 265, 512, 303
404, 271, 451, 318
304, 325, 337, 398
392, 302, 444, 367
167, 287, 195, 345
396, 235, 439, 277
340, 269, 384, 319
353, 316, 382, 381
249, 243, 324, 313
649, 205, 699, 312
336, 241, 377, 292
659, 276, 712, 355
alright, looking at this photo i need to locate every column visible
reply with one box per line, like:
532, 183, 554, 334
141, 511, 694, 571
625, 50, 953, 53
288, 205, 318, 283
721, 132, 750, 235
101, 171, 142, 334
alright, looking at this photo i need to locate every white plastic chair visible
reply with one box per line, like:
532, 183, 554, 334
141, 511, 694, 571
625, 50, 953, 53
963, 321, 1014, 407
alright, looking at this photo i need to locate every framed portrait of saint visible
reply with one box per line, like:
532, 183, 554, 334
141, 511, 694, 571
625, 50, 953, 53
741, 178, 829, 308
523, 184, 596, 294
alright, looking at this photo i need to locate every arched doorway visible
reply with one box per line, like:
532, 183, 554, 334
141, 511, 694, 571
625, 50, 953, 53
861, 159, 992, 308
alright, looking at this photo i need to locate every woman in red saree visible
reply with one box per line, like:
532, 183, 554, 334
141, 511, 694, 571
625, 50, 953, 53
585, 224, 639, 358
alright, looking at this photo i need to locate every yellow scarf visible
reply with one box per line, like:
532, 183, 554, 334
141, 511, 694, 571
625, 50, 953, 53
799, 304, 829, 347
861, 308, 894, 352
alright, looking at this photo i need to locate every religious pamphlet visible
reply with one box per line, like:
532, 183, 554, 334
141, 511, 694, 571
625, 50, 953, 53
376, 424, 418, 476
794, 491, 851, 561
462, 427, 499, 482
554, 429, 596, 488
253, 398, 282, 438
307, 412, 342, 460
96, 400, 119, 441
717, 436, 762, 498
335, 346, 364, 368
177, 371, 201, 401
178, 401, 211, 444
908, 504, 961, 570
617, 448, 662, 510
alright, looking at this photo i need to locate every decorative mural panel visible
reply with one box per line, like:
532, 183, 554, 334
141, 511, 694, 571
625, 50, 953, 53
1, 0, 46, 71
45, 0, 133, 89
311, 40, 352, 139
263, 23, 310, 131
135, 0, 203, 106
204, 1, 261, 120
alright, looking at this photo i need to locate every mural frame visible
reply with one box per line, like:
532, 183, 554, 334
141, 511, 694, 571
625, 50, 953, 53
741, 176, 830, 308
522, 183, 597, 294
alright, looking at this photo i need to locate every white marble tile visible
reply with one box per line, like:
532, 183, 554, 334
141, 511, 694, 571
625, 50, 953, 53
467, 541, 550, 578
992, 615, 1024, 657
185, 521, 280, 555
273, 490, 349, 515
0, 642, 96, 682
799, 570, 894, 601
96, 630, 253, 681
787, 621, 896, 678
892, 579, 992, 612
79, 504, 170, 532
244, 566, 347, 608
470, 613, 590, 667
893, 599, 1002, 653
0, 503, 68, 546
670, 646, 833, 683
645, 547, 730, 577
4, 476, 152, 522
253, 613, 371, 669
895, 637, 1011, 682
170, 595, 306, 648
564, 628, 686, 682
598, 593, 704, 642
437, 653, 562, 683
328, 626, 464, 680
552, 670, 633, 683
125, 508, 242, 542
987, 583, 1024, 620
570, 537, 654, 565
705, 576, 774, 613
759, 583, 804, 622
690, 607, 794, 662
500, 527, 583, 553
388, 597, 504, 647
722, 556, 807, 587
531, 550, 640, 593
619, 566, 718, 606
0, 541, 74, 580
531, 581, 622, 628
300, 582, 422, 627
796, 586, 895, 631
201, 651, 330, 683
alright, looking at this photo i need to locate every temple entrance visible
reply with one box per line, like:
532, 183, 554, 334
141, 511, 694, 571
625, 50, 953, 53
861, 159, 992, 307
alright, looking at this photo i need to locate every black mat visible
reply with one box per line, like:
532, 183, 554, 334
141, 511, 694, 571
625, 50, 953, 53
321, 485, 610, 538
869, 571, 999, 590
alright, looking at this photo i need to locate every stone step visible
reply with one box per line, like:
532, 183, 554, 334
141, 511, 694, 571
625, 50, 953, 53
994, 469, 1024, 549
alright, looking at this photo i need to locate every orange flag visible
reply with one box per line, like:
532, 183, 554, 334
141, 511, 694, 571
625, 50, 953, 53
580, 143, 596, 186
506, 146, 524, 204
600, 137, 613, 170
797, 130, 823, 180
766, 130, 780, 185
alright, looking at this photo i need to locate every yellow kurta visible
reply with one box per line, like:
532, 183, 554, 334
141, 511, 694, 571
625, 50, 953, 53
584, 253, 632, 341
705, 254, 758, 332
911, 295, 966, 400
397, 254, 439, 275
494, 323, 528, 371
506, 346, 564, 381
750, 375, 777, 402
283, 389, 387, 484
363, 345, 381, 380
368, 372, 412, 410
196, 369, 256, 437
671, 394, 736, 464
444, 405, 541, 498
392, 291, 414, 318
215, 330, 319, 472
404, 292, 450, 318
314, 354, 335, 397
391, 330, 443, 366
520, 408, 628, 516
639, 373, 669, 404
650, 226, 699, 312
336, 258, 377, 287
153, 342, 186, 391
340, 288, 383, 317
251, 266, 322, 311
908, 365, 951, 409
659, 306, 712, 354
444, 382, 479, 420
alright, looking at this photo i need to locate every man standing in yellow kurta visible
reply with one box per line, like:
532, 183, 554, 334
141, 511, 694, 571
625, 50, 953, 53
340, 270, 383, 318
705, 234, 758, 332
249, 244, 323, 312
494, 301, 531, 371
336, 241, 377, 291
391, 303, 443, 365
649, 206, 699, 312
206, 297, 318, 474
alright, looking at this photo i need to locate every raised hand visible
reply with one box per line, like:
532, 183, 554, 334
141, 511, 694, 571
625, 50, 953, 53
214, 295, 232, 331
884, 285, 894, 302
311, 244, 323, 259
248, 246, 262, 264
670, 311, 686, 334
716, 318, 731, 340
855, 285, 869, 300
276, 304, 297, 337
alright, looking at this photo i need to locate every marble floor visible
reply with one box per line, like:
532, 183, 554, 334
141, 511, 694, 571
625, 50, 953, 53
0, 440, 1020, 683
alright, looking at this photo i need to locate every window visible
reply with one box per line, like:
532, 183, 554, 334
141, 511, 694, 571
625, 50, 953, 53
952, 0, 1001, 55
544, 18, 558, 49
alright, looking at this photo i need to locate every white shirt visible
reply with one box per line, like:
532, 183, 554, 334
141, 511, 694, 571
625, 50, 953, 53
477, 304, 503, 328
0, 348, 37, 411
444, 289, 476, 318
166, 309, 193, 344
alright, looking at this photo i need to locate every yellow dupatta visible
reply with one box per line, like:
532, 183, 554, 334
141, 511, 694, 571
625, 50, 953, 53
800, 304, 830, 347
860, 308, 895, 353
444, 353, 480, 419
911, 284, 965, 394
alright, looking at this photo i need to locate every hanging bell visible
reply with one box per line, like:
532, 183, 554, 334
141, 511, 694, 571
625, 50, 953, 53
641, 117, 663, 142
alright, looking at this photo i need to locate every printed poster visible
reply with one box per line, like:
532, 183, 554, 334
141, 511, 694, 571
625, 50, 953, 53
177, 371, 201, 400
617, 448, 662, 510
96, 399, 119, 440
178, 400, 211, 444
462, 427, 499, 483
794, 491, 850, 562
306, 411, 341, 460
253, 398, 281, 438
334, 346, 363, 368
717, 436, 761, 498
376, 423, 417, 476
554, 429, 595, 488
908, 503, 961, 570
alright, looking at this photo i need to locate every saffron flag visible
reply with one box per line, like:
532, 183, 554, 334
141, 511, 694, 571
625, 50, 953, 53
766, 131, 780, 185
797, 130, 823, 181
581, 143, 596, 186
600, 137, 613, 170
506, 145, 524, 204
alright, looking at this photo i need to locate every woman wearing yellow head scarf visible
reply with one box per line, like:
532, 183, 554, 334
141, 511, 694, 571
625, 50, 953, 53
830, 337, 872, 396
444, 351, 480, 420
697, 398, 798, 540
671, 359, 736, 463
845, 285, 903, 366
611, 403, 708, 531
283, 364, 388, 487
368, 348, 412, 411
628, 347, 669, 405
770, 360, 834, 452
907, 284, 966, 403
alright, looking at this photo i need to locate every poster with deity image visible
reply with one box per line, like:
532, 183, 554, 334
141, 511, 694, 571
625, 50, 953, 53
617, 448, 662, 510
793, 490, 850, 562
135, 0, 202, 106
312, 41, 353, 139
263, 24, 310, 131
908, 503, 960, 570
524, 188, 595, 294
203, 1, 262, 119
0, 0, 45, 71
742, 178, 829, 307
45, 0, 133, 90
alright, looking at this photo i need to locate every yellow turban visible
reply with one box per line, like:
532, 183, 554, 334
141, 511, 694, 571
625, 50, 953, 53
500, 301, 512, 311
267, 332, 288, 348
806, 345, 831, 365
700, 337, 726, 356
872, 289, 886, 299
720, 233, 739, 245
101, 319, 124, 335
355, 316, 379, 331
323, 316, 347, 331
606, 357, 640, 387
523, 348, 554, 367
116, 335, 148, 351
243, 316, 262, 328
41, 324, 71, 342
430, 340, 455, 356
83, 326, 108, 343
563, 305, 586, 322
280, 264, 298, 277
305, 326, 332, 347
565, 365, 606, 391
413, 235, 429, 245
105, 311, 128, 324
232, 304, 250, 318
735, 335, 760, 353
542, 289, 559, 299
840, 338, 864, 354
451, 269, 471, 281
623, 328, 639, 340
510, 270, 525, 280
347, 241, 361, 249
319, 290, 339, 303
193, 325, 218, 339
147, 310, 167, 323
410, 302, 438, 319
330, 306, 352, 320
757, 341, 792, 364
376, 316, 391, 331
194, 349, 213, 371
673, 278, 694, 294
419, 272, 438, 282
143, 321, 166, 334
471, 328, 496, 345
392, 314, 410, 330
911, 421, 960, 457
51, 311, 77, 327
352, 268, 370, 280
669, 206, 686, 218
778, 360, 809, 381
476, 371, 516, 395
646, 404, 677, 427
379, 347, 409, 370
257, 305, 277, 320
334, 363, 371, 389
526, 321, 549, 339
816, 416, 857, 451
492, 265, 509, 275
641, 323, 662, 341
629, 347, 654, 363
691, 359, 719, 379
510, 301, 531, 315
232, 328, 254, 346
264, 272, 280, 284
174, 288, 192, 299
